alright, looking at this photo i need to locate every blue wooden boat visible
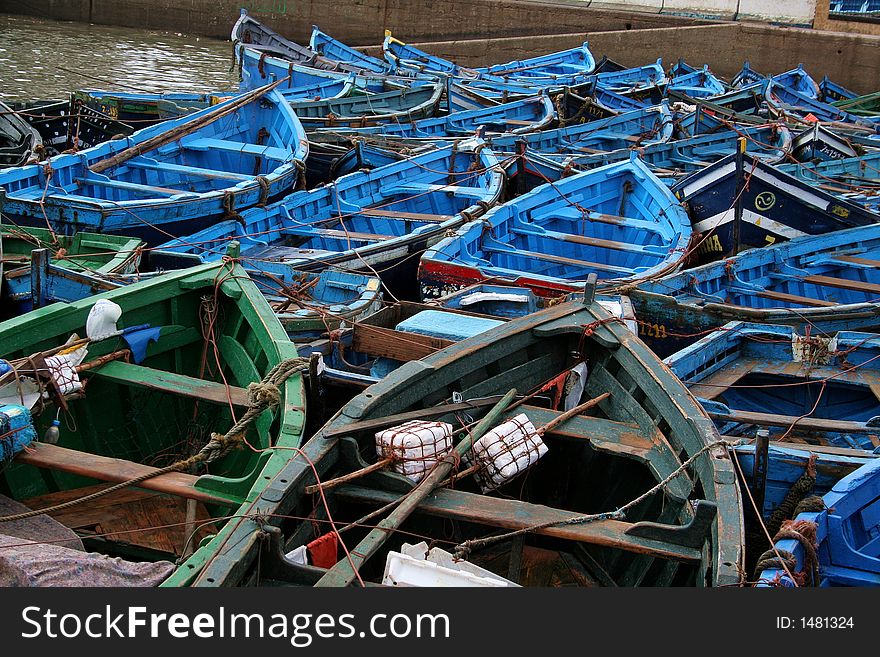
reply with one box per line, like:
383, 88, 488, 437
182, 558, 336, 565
0, 225, 143, 315
667, 65, 727, 100
488, 104, 674, 158
288, 82, 444, 129
756, 457, 880, 586
777, 151, 880, 186
236, 46, 389, 95
589, 83, 651, 113
0, 84, 308, 246
732, 62, 819, 99
672, 147, 878, 262
151, 141, 504, 288
665, 322, 880, 451
314, 95, 556, 139
418, 155, 692, 298
326, 141, 407, 180
231, 9, 365, 74
593, 59, 667, 96
819, 75, 859, 104
766, 80, 873, 126
473, 42, 596, 81
188, 291, 743, 587
559, 123, 792, 180
630, 223, 880, 357
673, 81, 770, 124
310, 26, 399, 76
790, 123, 858, 163
1, 100, 42, 167
382, 32, 596, 81
447, 78, 601, 115
255, 267, 384, 339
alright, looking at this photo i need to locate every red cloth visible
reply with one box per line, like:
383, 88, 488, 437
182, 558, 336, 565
307, 532, 339, 568
540, 371, 569, 409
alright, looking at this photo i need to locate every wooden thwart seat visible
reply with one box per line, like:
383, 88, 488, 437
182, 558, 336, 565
484, 245, 636, 274
359, 208, 451, 223
803, 274, 880, 296
335, 484, 702, 563
182, 137, 291, 162
85, 360, 250, 408
756, 289, 837, 307
15, 443, 237, 506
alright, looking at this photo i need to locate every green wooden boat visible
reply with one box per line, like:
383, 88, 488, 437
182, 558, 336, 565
1, 224, 144, 315
183, 283, 744, 587
0, 248, 306, 586
832, 90, 880, 118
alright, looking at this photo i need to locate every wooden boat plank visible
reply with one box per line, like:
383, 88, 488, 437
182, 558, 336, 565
86, 360, 250, 408
517, 404, 654, 459
708, 408, 876, 434
284, 227, 393, 242
747, 359, 880, 390
834, 254, 880, 269
23, 484, 214, 554
482, 246, 636, 274
688, 358, 759, 400
359, 208, 451, 223
755, 289, 837, 307
351, 325, 453, 361
335, 484, 702, 563
15, 443, 238, 506
803, 274, 880, 296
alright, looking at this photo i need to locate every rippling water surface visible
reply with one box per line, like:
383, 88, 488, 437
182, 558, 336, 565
0, 13, 239, 101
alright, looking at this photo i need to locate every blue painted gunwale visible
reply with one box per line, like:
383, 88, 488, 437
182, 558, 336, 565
418, 154, 692, 298
313, 94, 556, 139
668, 65, 727, 100
778, 151, 880, 185
819, 75, 859, 104
732, 62, 820, 100
310, 25, 400, 76
487, 103, 674, 157
664, 321, 880, 450
151, 140, 504, 274
0, 86, 309, 246
549, 123, 792, 178
288, 81, 444, 128
766, 80, 877, 127
630, 223, 880, 356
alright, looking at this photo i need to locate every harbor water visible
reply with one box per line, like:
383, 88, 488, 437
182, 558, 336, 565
0, 13, 238, 101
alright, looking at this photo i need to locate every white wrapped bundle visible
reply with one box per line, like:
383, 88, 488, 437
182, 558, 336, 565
472, 413, 547, 492
375, 420, 453, 482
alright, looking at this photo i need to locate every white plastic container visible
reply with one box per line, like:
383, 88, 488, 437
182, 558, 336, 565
375, 420, 453, 482
472, 413, 548, 491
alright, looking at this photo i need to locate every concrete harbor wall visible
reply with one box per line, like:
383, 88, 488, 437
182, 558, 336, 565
3, 0, 712, 41
362, 22, 880, 94
3, 0, 878, 92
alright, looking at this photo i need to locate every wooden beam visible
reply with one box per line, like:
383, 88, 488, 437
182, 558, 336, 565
360, 208, 451, 223
85, 360, 249, 408
688, 358, 759, 400
15, 443, 239, 506
756, 289, 837, 307
803, 274, 880, 296
351, 325, 452, 361
708, 408, 876, 434
335, 485, 702, 563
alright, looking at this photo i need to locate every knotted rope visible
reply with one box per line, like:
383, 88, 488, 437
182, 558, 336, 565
0, 358, 309, 523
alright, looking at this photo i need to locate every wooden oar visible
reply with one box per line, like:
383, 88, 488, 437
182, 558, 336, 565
88, 77, 289, 174
315, 388, 519, 587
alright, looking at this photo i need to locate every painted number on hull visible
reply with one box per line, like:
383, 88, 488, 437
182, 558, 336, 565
639, 322, 668, 339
